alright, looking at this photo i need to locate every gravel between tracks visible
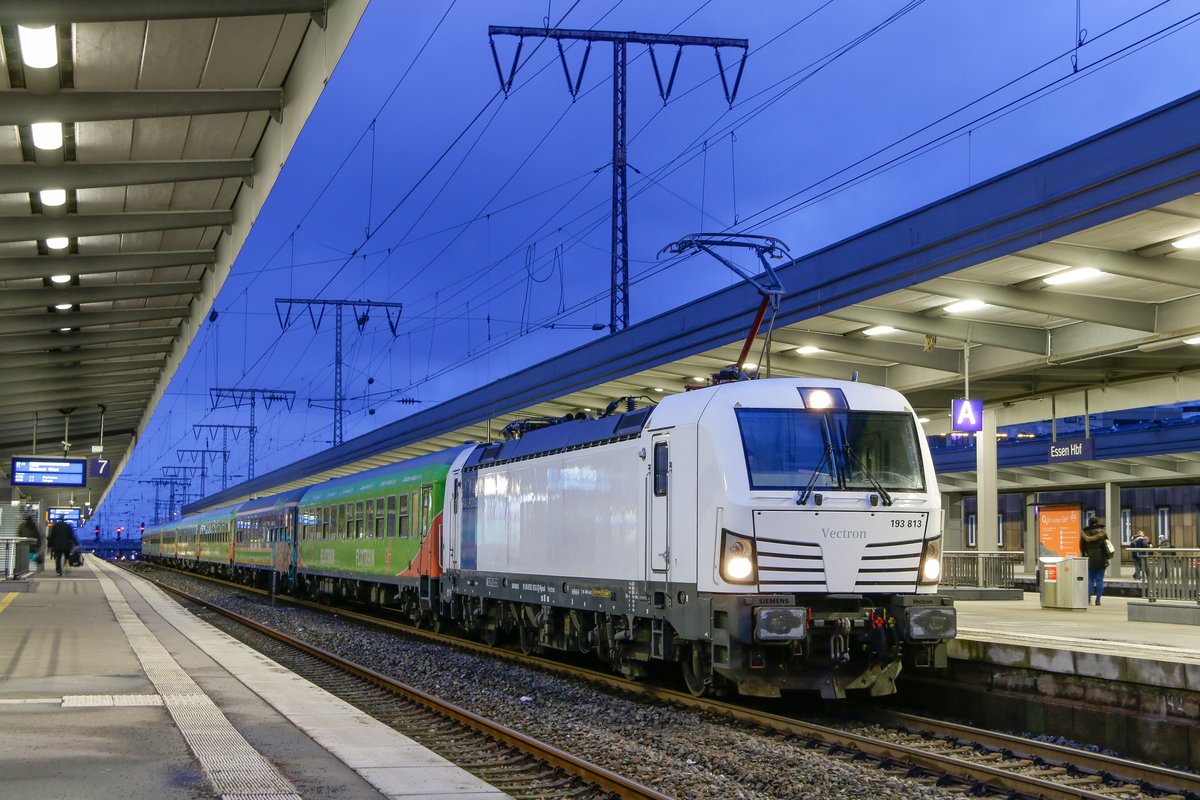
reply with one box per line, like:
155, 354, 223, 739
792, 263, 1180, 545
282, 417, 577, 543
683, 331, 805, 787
143, 568, 958, 800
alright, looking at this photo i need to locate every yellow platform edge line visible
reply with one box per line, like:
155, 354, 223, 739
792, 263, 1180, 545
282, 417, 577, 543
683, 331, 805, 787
0, 592, 18, 615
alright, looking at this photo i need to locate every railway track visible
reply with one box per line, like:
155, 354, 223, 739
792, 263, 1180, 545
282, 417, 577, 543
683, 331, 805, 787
131, 564, 1200, 800
132, 568, 670, 800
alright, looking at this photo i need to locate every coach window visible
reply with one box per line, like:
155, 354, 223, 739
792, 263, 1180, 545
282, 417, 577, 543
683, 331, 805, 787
966, 514, 977, 548
653, 441, 669, 496
397, 493, 410, 537
365, 499, 375, 537
1120, 508, 1132, 545
386, 495, 397, 536
376, 498, 386, 536
335, 504, 344, 539
353, 501, 363, 537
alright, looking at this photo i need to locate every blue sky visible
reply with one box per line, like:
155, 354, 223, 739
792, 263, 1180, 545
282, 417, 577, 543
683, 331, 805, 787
97, 0, 1200, 530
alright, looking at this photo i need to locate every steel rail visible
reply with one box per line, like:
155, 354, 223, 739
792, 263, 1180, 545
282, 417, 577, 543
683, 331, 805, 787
850, 708, 1200, 798
134, 569, 672, 800
135, 564, 1186, 799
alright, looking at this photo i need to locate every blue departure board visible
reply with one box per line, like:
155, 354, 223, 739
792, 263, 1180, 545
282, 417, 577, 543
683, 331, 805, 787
10, 458, 88, 487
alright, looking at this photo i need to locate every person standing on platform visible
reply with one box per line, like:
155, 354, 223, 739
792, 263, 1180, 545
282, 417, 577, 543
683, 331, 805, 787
1079, 516, 1111, 606
18, 513, 40, 563
1129, 530, 1151, 580
47, 519, 78, 577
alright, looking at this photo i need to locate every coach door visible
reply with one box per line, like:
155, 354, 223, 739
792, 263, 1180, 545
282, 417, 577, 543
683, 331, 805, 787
444, 471, 460, 570
649, 434, 671, 575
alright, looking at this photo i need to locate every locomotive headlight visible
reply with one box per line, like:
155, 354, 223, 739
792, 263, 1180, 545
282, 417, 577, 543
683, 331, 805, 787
721, 530, 757, 584
918, 536, 943, 584
922, 556, 941, 582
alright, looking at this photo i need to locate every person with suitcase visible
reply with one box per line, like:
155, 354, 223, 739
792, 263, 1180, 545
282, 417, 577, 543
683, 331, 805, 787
48, 519, 78, 576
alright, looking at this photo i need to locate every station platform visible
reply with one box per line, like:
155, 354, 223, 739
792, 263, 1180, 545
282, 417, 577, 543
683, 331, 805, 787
928, 591, 1200, 769
952, 592, 1200, 685
0, 558, 510, 800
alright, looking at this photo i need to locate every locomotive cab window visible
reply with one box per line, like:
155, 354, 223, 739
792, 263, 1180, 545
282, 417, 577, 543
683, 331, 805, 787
653, 441, 669, 496
736, 407, 924, 492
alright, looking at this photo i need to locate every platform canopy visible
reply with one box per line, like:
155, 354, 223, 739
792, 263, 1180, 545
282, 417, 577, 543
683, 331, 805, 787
0, 1, 368, 509
183, 87, 1200, 512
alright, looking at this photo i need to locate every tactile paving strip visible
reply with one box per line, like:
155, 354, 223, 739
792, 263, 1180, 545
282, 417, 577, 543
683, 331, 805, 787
91, 560, 301, 800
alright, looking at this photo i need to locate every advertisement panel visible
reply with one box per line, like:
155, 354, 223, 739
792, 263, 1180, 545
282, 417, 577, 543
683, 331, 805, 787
1038, 504, 1082, 557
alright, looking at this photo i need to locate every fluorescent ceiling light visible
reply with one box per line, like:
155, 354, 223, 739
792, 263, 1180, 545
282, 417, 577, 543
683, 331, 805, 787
54, 303, 72, 310
653, 387, 665, 392
692, 376, 707, 383
1173, 234, 1200, 249
49, 274, 72, 284
943, 299, 987, 314
39, 188, 66, 207
1044, 267, 1101, 285
17, 25, 57, 70
31, 121, 63, 150
796, 345, 822, 354
45, 236, 69, 250
862, 326, 895, 336
742, 362, 758, 370
59, 327, 71, 332
1185, 336, 1200, 345
916, 417, 931, 424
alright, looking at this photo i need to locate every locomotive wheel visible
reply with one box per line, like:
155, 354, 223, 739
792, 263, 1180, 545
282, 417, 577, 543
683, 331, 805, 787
482, 624, 500, 647
681, 645, 712, 697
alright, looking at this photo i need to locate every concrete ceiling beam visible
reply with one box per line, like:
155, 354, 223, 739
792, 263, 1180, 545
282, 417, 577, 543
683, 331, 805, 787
918, 277, 1158, 332
0, 160, 252, 193
0, 0, 326, 24
0, 282, 199, 312
0, 306, 189, 335
0, 326, 179, 354
0, 210, 231, 243
0, 90, 281, 125
826, 306, 1047, 353
1021, 242, 1200, 290
0, 250, 214, 281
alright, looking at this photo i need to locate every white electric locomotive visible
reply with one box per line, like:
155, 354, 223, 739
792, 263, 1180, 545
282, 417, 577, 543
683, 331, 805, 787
441, 377, 955, 699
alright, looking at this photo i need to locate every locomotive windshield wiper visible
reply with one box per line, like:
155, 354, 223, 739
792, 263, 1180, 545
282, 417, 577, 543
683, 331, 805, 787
796, 443, 833, 506
841, 442, 893, 506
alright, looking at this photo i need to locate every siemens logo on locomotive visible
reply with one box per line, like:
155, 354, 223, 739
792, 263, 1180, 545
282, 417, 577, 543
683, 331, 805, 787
822, 528, 868, 539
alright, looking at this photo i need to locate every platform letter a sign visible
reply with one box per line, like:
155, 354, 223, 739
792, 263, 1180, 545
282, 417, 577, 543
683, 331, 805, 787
951, 399, 983, 432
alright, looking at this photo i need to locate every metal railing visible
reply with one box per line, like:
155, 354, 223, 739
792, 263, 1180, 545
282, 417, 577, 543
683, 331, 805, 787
0, 536, 33, 580
942, 551, 1019, 588
1142, 549, 1200, 604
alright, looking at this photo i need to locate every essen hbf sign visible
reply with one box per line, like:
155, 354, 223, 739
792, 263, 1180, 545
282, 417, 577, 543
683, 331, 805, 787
1048, 438, 1094, 463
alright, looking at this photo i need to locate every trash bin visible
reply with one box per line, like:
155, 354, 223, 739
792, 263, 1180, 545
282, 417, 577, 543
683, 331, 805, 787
1039, 556, 1089, 610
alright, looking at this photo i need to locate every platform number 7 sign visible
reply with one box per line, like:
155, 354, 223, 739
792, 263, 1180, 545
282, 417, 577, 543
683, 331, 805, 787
89, 458, 110, 478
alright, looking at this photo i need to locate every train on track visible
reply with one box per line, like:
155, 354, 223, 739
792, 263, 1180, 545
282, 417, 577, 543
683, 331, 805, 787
143, 378, 956, 699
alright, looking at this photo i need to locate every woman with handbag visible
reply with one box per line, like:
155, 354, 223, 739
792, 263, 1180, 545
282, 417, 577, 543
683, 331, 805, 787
1080, 516, 1112, 606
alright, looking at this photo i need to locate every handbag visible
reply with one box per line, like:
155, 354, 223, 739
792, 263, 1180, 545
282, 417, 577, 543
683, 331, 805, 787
1104, 539, 1115, 556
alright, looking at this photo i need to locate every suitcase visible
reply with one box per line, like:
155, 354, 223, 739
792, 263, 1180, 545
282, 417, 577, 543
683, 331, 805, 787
68, 548, 83, 567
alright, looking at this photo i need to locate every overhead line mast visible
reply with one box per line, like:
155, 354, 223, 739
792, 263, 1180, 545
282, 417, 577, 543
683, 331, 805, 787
274, 298, 403, 447
208, 388, 296, 479
192, 423, 256, 489
488, 26, 749, 334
